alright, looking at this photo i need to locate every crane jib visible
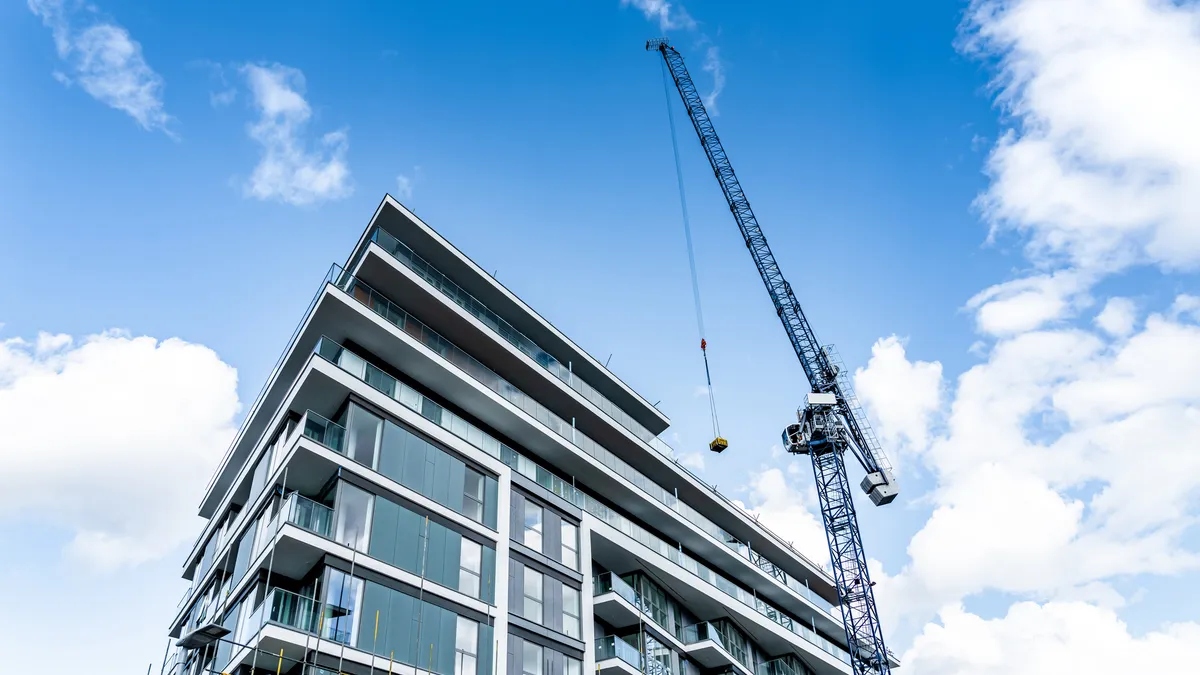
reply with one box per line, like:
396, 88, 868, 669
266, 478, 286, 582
647, 38, 895, 675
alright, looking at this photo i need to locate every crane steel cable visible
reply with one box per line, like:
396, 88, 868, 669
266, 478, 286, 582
660, 55, 724, 450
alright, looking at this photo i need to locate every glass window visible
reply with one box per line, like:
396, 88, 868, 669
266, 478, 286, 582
562, 585, 581, 639
463, 469, 485, 523
566, 657, 582, 675
347, 405, 382, 468
560, 521, 578, 570
334, 482, 374, 553
523, 503, 543, 552
523, 568, 543, 624
323, 568, 363, 646
460, 539, 482, 598
522, 641, 542, 675
455, 616, 478, 675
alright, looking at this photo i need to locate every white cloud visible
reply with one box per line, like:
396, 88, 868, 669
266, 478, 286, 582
395, 165, 421, 201
736, 467, 829, 567
963, 0, 1200, 273
879, 303, 1200, 634
966, 269, 1093, 335
903, 602, 1200, 675
28, 0, 174, 135
678, 451, 706, 471
0, 330, 239, 570
241, 63, 352, 206
855, 336, 943, 458
1094, 297, 1137, 337
621, 0, 696, 31
396, 174, 413, 201
702, 46, 725, 113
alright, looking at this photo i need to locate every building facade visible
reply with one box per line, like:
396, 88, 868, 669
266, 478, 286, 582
164, 195, 873, 675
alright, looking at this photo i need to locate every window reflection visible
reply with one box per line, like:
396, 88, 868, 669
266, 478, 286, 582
322, 568, 363, 645
334, 481, 374, 553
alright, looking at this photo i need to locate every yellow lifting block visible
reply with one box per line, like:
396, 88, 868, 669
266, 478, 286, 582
709, 437, 728, 453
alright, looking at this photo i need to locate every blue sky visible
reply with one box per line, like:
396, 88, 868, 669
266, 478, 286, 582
2, 1, 1199, 673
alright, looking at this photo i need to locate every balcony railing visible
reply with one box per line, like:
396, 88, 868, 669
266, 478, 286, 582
594, 572, 640, 607
755, 656, 806, 675
312, 335, 851, 665
245, 587, 352, 645
326, 271, 834, 615
284, 492, 335, 539
683, 622, 726, 650
302, 410, 346, 453
595, 636, 644, 670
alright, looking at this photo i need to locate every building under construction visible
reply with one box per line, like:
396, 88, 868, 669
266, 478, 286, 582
163, 41, 900, 675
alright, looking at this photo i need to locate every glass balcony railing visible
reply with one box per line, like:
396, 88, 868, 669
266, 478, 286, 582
755, 656, 806, 675
369, 227, 665, 448
284, 492, 334, 539
683, 622, 726, 649
326, 270, 833, 615
302, 410, 345, 453
594, 572, 640, 607
312, 335, 851, 665
260, 588, 321, 634
595, 636, 644, 669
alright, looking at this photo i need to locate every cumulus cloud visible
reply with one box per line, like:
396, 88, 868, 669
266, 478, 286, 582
966, 269, 1094, 335
855, 336, 943, 459
904, 602, 1200, 675
735, 466, 829, 567
0, 330, 239, 570
879, 300, 1200, 638
241, 63, 352, 206
963, 0, 1200, 273
27, 0, 174, 135
1094, 297, 1137, 337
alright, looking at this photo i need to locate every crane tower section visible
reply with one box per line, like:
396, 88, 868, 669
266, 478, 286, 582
647, 38, 897, 674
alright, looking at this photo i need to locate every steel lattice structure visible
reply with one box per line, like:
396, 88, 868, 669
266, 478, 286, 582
647, 38, 894, 675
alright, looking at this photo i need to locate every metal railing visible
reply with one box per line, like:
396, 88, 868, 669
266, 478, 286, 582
594, 572, 640, 607
283, 492, 335, 539
596, 635, 644, 670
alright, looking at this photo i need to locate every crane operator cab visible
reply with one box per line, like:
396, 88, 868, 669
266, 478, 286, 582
783, 392, 899, 506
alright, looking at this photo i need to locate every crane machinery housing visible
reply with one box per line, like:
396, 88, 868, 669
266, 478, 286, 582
646, 38, 898, 675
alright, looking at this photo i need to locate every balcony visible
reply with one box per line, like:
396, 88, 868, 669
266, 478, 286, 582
682, 623, 748, 674
283, 492, 335, 539
595, 636, 644, 675
592, 572, 642, 629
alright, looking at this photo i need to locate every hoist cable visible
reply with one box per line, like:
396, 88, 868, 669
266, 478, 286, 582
660, 57, 722, 439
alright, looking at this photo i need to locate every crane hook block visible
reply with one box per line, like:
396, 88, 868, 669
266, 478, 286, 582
709, 437, 729, 453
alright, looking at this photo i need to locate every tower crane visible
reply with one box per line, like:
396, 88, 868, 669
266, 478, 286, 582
647, 38, 898, 675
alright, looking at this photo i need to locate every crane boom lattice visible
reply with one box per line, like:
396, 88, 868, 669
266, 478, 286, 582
646, 38, 896, 675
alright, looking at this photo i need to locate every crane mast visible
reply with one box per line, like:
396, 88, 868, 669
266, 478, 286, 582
647, 38, 896, 674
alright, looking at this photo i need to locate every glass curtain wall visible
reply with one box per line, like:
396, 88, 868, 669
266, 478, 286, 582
369, 492, 497, 603
357, 578, 494, 675
622, 572, 687, 641
337, 402, 499, 529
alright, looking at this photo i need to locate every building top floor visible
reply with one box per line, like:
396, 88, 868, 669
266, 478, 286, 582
346, 197, 670, 439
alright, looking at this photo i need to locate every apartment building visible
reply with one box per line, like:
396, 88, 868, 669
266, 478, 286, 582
163, 195, 873, 675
